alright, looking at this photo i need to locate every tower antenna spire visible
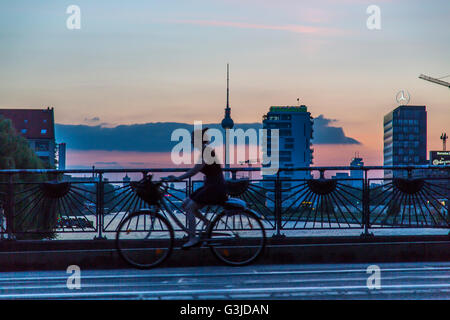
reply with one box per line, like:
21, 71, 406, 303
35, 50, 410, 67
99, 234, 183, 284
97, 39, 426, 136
226, 63, 230, 110
221, 63, 233, 127
221, 63, 234, 178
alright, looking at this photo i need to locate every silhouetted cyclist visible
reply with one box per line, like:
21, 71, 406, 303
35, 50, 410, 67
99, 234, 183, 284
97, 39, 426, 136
163, 128, 227, 248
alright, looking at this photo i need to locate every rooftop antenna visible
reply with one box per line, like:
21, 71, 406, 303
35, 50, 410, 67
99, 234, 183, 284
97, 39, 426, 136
297, 98, 300, 106
441, 132, 448, 151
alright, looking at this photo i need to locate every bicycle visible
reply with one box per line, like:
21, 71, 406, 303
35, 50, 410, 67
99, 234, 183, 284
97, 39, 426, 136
115, 175, 266, 269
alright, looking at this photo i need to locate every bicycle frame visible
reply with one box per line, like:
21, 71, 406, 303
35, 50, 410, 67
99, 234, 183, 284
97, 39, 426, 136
154, 182, 250, 239
154, 182, 211, 235
159, 197, 190, 232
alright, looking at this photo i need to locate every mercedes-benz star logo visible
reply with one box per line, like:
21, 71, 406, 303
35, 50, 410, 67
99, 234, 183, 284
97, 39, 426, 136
396, 90, 411, 105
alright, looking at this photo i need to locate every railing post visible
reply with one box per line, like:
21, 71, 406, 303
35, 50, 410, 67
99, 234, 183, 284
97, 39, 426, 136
187, 177, 192, 232
188, 177, 192, 197
447, 168, 450, 235
273, 171, 285, 239
361, 168, 373, 239
319, 169, 325, 179
94, 172, 106, 240
5, 173, 15, 240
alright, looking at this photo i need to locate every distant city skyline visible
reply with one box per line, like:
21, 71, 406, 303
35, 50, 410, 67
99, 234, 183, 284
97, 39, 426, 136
1, 0, 449, 168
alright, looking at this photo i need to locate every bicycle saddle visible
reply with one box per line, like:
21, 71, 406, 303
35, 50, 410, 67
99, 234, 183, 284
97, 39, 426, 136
223, 197, 247, 210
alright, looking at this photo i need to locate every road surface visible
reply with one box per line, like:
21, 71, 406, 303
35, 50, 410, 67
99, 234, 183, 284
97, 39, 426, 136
0, 262, 449, 299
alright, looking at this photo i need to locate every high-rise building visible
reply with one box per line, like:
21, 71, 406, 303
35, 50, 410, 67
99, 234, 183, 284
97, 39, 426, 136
262, 105, 314, 186
349, 156, 364, 188
331, 156, 364, 188
0, 107, 56, 167
350, 155, 364, 179
383, 105, 427, 178
58, 143, 67, 170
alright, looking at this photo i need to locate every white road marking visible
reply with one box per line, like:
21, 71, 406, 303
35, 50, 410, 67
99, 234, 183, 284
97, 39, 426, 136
1, 283, 449, 299
2, 273, 449, 292
1, 263, 448, 299
1, 265, 449, 282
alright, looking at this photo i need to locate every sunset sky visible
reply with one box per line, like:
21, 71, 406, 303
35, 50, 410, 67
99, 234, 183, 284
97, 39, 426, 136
0, 0, 449, 168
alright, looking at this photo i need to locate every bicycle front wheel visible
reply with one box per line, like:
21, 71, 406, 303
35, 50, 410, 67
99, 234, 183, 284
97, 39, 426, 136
206, 209, 266, 266
116, 211, 174, 269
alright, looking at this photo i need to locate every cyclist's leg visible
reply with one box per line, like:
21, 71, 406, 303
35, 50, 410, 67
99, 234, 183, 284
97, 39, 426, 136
181, 199, 206, 248
183, 199, 197, 238
184, 199, 208, 224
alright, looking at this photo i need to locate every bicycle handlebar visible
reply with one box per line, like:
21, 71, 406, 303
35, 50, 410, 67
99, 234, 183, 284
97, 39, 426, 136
159, 181, 170, 192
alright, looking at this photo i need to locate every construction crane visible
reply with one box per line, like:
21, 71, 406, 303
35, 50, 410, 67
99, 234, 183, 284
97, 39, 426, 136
419, 74, 449, 153
418, 74, 450, 88
238, 159, 259, 180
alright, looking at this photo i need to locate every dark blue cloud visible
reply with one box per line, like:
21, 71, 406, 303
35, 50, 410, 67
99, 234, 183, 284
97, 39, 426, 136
312, 115, 361, 145
55, 117, 359, 151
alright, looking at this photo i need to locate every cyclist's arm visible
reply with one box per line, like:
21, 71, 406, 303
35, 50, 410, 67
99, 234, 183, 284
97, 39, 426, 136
177, 163, 204, 180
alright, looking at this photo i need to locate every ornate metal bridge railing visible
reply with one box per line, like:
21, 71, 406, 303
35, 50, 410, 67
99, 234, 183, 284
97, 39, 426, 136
0, 166, 448, 240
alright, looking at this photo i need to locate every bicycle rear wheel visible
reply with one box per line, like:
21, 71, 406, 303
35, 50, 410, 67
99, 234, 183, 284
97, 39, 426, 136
116, 211, 174, 269
206, 209, 266, 266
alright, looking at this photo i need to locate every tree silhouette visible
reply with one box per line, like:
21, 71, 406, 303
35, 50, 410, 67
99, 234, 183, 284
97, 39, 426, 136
0, 117, 46, 170
0, 116, 52, 239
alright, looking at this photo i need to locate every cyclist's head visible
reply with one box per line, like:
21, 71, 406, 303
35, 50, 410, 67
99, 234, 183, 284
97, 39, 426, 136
191, 127, 210, 148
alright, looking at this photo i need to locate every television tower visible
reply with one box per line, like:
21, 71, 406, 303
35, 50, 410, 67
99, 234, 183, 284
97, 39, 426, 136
221, 64, 234, 177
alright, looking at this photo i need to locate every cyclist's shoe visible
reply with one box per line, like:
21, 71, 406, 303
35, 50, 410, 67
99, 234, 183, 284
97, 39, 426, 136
196, 231, 208, 239
182, 236, 201, 249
